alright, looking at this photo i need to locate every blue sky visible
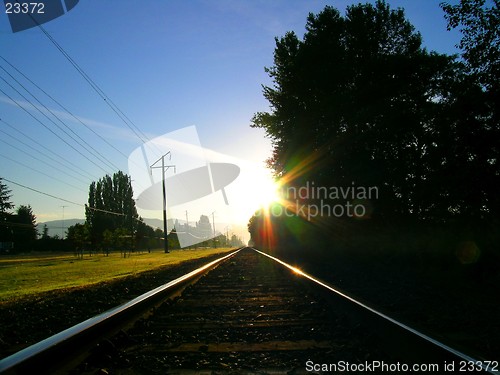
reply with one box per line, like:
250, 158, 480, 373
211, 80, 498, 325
0, 0, 461, 232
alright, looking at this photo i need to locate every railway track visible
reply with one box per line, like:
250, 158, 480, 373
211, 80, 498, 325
0, 247, 498, 374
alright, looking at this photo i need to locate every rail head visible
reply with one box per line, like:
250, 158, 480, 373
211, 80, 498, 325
251, 247, 499, 375
0, 248, 243, 374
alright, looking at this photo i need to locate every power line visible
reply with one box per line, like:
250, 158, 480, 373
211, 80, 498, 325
0, 59, 153, 196
0, 118, 97, 182
33, 23, 163, 157
2, 177, 83, 206
0, 85, 111, 175
0, 70, 119, 172
2, 177, 129, 217
0, 56, 131, 161
0, 152, 87, 192
0, 116, 154, 208
1, 6, 163, 214
0, 125, 91, 185
0, 221, 36, 228
0, 136, 89, 187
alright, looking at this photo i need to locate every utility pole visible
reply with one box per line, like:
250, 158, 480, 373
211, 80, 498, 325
185, 210, 190, 249
211, 211, 216, 248
224, 225, 229, 247
61, 205, 67, 239
151, 152, 175, 254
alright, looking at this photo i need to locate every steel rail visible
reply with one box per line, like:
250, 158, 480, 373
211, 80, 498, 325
253, 248, 499, 375
0, 248, 242, 374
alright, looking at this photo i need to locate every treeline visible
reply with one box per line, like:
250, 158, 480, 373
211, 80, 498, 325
0, 178, 37, 252
68, 171, 186, 256
1, 173, 243, 255
248, 1, 499, 279
0, 173, 160, 254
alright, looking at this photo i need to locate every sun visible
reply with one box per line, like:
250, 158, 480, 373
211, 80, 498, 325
253, 174, 281, 209
234, 167, 281, 220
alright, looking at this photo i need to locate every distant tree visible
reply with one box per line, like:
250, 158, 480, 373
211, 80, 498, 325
168, 228, 180, 250
114, 227, 132, 257
36, 224, 69, 252
102, 229, 114, 255
441, 0, 500, 91
85, 171, 139, 247
439, 0, 500, 220
135, 219, 155, 251
230, 234, 244, 247
12, 205, 37, 251
40, 224, 50, 240
0, 178, 14, 243
67, 223, 90, 258
196, 215, 212, 239
247, 204, 316, 251
154, 228, 163, 239
0, 178, 14, 215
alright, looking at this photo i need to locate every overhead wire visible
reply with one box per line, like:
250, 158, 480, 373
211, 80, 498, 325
0, 221, 38, 228
0, 85, 111, 175
0, 152, 87, 192
0, 57, 152, 197
2, 177, 133, 217
0, 58, 155, 198
3, 177, 83, 206
0, 68, 119, 172
0, 118, 97, 182
0, 56, 131, 163
33, 22, 164, 158
2, 3, 164, 213
0, 133, 89, 186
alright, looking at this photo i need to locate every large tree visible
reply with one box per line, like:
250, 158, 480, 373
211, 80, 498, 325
0, 178, 14, 244
85, 171, 139, 246
11, 205, 37, 251
441, 0, 500, 91
440, 0, 500, 220
0, 178, 14, 215
251, 1, 486, 222
67, 223, 90, 257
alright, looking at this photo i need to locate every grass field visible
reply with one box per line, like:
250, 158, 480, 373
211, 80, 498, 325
0, 248, 236, 303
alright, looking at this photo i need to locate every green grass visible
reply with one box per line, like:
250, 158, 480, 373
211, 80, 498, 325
0, 248, 236, 303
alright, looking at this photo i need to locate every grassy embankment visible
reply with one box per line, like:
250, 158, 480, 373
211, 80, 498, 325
0, 247, 236, 303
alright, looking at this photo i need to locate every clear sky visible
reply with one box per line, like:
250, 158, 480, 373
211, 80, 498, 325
0, 0, 461, 236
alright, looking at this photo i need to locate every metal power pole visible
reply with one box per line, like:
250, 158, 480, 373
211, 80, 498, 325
211, 211, 216, 248
151, 152, 175, 254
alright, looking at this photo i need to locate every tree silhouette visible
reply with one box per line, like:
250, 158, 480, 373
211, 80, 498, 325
0, 178, 14, 245
441, 0, 500, 91
12, 205, 37, 251
440, 0, 500, 220
251, 1, 498, 223
248, 1, 500, 271
0, 178, 14, 215
67, 223, 90, 258
85, 171, 139, 247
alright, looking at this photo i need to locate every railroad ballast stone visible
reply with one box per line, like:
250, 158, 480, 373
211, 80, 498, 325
75, 248, 393, 373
